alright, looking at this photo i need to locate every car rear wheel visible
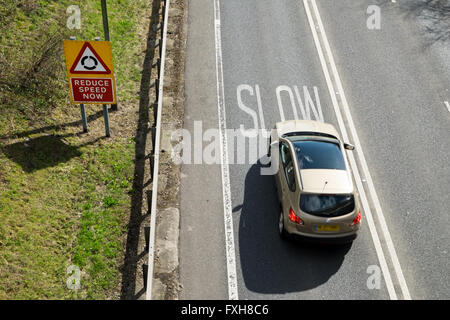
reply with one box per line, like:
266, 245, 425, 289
278, 210, 288, 239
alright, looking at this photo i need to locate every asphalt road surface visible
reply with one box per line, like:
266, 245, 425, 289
180, 0, 449, 300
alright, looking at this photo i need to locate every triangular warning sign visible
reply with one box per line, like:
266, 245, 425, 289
70, 42, 111, 74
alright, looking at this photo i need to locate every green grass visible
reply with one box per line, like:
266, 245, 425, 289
70, 142, 135, 299
0, 0, 149, 137
0, 0, 151, 299
0, 140, 135, 299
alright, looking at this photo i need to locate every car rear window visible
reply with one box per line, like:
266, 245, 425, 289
292, 140, 346, 170
300, 194, 355, 217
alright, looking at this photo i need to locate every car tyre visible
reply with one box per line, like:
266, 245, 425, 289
278, 210, 288, 239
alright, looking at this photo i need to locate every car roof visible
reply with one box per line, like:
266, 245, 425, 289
299, 169, 354, 194
276, 124, 354, 193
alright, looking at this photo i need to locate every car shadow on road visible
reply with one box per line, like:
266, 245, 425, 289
237, 160, 351, 294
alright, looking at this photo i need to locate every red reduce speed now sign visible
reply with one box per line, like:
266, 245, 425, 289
63, 40, 116, 104
71, 78, 114, 103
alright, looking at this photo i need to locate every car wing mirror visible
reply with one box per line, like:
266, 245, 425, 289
344, 143, 355, 150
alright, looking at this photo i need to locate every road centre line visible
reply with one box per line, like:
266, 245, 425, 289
302, 0, 395, 299
308, 0, 411, 300
213, 0, 239, 300
303, 0, 414, 299
445, 101, 450, 113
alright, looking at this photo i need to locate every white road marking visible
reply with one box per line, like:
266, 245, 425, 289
304, 0, 413, 300
303, 0, 396, 299
309, 0, 411, 300
301, 86, 324, 122
445, 101, 450, 113
237, 84, 260, 136
213, 0, 239, 300
275, 85, 324, 122
276, 85, 298, 121
255, 85, 266, 129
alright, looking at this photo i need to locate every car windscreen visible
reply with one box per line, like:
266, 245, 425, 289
300, 194, 355, 217
292, 140, 346, 170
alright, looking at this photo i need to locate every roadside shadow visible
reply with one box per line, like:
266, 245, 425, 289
0, 109, 108, 140
2, 134, 82, 172
120, 0, 162, 300
378, 0, 450, 44
1, 133, 107, 172
238, 160, 351, 294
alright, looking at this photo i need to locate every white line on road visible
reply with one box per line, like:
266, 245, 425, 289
302, 0, 396, 300
214, 0, 239, 300
309, 0, 411, 300
304, 0, 412, 299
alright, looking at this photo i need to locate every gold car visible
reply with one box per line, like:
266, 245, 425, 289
269, 120, 361, 244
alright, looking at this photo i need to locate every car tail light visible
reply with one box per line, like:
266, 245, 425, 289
350, 210, 361, 226
289, 207, 304, 225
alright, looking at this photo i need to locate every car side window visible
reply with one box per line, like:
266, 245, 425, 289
280, 142, 296, 192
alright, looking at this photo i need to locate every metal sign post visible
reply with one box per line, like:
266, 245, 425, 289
103, 104, 110, 137
101, 0, 110, 41
80, 104, 88, 132
94, 36, 110, 137
101, 0, 117, 111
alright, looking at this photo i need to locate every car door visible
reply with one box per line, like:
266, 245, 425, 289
279, 140, 297, 214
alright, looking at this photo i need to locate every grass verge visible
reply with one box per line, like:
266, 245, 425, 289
0, 0, 152, 299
